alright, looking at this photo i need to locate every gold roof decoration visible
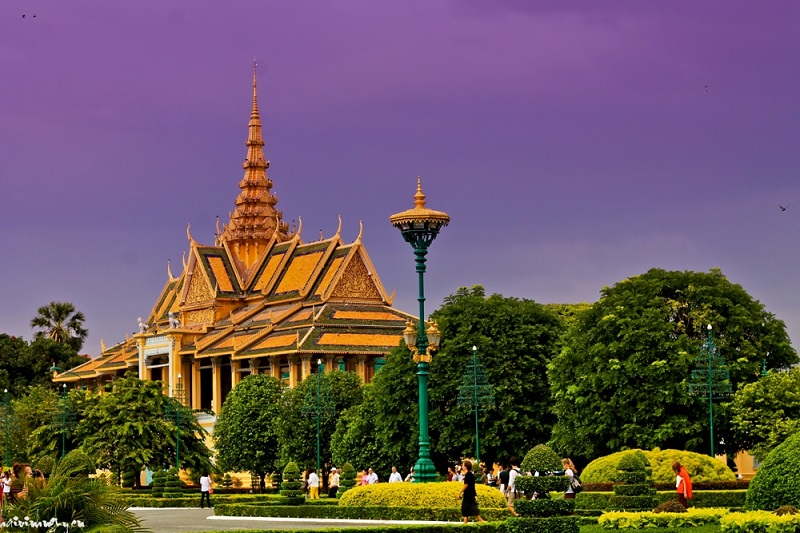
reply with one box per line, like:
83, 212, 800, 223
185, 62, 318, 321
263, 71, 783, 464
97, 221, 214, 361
389, 177, 451, 230
220, 62, 292, 268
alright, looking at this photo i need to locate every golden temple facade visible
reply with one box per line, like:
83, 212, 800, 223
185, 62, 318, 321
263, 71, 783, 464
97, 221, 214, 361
56, 67, 412, 422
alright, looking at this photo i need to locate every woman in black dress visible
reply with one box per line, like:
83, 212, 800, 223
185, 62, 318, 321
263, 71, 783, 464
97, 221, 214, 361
457, 460, 485, 523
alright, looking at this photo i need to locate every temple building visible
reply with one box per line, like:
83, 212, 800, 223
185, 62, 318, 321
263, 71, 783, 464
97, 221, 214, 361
55, 67, 413, 430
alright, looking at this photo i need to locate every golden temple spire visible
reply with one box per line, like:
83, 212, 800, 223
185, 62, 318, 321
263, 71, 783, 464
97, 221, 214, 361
220, 62, 291, 267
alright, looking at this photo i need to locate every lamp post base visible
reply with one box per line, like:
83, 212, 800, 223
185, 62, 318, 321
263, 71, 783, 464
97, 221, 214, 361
412, 457, 437, 483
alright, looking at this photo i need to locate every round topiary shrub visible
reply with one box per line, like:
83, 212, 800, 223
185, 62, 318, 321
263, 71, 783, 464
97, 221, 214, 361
654, 500, 688, 513
582, 448, 736, 484
521, 444, 562, 474
747, 432, 800, 511
338, 482, 506, 508
280, 462, 304, 505
338, 462, 356, 496
121, 469, 136, 488
609, 451, 655, 511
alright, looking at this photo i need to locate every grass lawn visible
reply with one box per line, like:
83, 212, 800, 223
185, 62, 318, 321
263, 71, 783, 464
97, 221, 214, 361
580, 525, 721, 533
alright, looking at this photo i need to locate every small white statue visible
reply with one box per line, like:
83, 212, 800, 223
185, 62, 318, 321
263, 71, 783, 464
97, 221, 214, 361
168, 312, 180, 329
138, 317, 148, 333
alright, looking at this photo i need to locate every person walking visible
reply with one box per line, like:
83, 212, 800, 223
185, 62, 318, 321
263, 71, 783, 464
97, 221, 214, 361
366, 467, 378, 484
562, 458, 578, 500
457, 460, 486, 524
328, 468, 340, 498
199, 472, 212, 509
307, 468, 320, 499
506, 456, 521, 517
498, 463, 510, 494
672, 461, 693, 508
388, 466, 403, 483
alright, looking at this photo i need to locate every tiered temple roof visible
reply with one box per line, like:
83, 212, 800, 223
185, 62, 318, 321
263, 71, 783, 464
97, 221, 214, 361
55, 65, 411, 404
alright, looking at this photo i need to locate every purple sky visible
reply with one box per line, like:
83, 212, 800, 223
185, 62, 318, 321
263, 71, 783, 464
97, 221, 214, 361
2, 0, 800, 356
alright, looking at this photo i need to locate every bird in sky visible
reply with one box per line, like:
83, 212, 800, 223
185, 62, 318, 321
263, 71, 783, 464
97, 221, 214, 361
779, 204, 789, 211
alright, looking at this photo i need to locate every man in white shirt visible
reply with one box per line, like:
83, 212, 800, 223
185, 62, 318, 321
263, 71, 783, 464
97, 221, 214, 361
307, 468, 320, 499
199, 473, 212, 509
506, 456, 521, 517
388, 466, 403, 483
367, 467, 378, 484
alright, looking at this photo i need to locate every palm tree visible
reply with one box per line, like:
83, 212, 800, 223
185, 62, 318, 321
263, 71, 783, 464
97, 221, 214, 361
30, 301, 88, 352
5, 449, 148, 532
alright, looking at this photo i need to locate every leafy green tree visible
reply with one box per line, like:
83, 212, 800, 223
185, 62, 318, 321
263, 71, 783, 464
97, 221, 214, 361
77, 373, 212, 483
428, 285, 565, 466
331, 285, 566, 474
214, 374, 283, 489
549, 268, 797, 461
3, 385, 60, 463
30, 301, 88, 352
276, 369, 364, 470
0, 335, 86, 397
729, 367, 800, 460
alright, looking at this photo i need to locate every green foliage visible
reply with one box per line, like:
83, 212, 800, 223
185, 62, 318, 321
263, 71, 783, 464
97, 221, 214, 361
521, 444, 562, 474
151, 469, 166, 498
610, 451, 655, 511
576, 490, 746, 511
514, 498, 575, 517
581, 449, 736, 484
214, 502, 510, 521
121, 468, 137, 488
280, 461, 304, 505
775, 505, 799, 516
729, 367, 800, 460
720, 510, 800, 532
504, 516, 580, 533
429, 286, 565, 466
215, 374, 283, 488
598, 508, 728, 529
548, 268, 797, 460
77, 373, 212, 476
746, 431, 800, 510
337, 482, 506, 509
653, 499, 688, 513
515, 475, 569, 494
222, 473, 233, 488
7, 385, 61, 463
277, 369, 364, 470
618, 450, 649, 471
338, 462, 356, 496
163, 467, 183, 498
30, 301, 88, 352
4, 449, 145, 532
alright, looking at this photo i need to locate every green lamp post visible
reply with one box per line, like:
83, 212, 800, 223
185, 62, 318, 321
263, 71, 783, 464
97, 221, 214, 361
391, 177, 450, 483
688, 324, 732, 458
55, 383, 77, 458
458, 345, 495, 464
2, 389, 9, 467
164, 373, 186, 469
302, 360, 335, 476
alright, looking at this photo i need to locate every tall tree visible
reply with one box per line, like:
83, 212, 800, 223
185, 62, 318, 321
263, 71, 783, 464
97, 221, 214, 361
330, 285, 566, 474
30, 301, 88, 352
729, 367, 800, 460
0, 335, 86, 397
549, 268, 797, 462
214, 374, 283, 489
77, 374, 212, 482
276, 370, 364, 470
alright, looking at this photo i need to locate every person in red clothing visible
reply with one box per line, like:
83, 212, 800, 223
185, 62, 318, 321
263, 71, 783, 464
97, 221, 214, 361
672, 461, 693, 508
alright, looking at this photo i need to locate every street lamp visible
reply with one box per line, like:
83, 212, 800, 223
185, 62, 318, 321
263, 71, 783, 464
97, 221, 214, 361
2, 389, 9, 467
302, 360, 335, 477
390, 177, 450, 483
457, 346, 495, 464
50, 366, 85, 390
55, 383, 76, 458
688, 324, 732, 458
164, 373, 186, 469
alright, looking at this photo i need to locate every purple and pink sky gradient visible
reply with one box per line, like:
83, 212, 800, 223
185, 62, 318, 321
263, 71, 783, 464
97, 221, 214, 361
2, 1, 800, 355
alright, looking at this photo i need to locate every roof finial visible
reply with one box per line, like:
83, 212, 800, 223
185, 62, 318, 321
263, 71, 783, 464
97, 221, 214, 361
251, 59, 259, 120
414, 176, 427, 209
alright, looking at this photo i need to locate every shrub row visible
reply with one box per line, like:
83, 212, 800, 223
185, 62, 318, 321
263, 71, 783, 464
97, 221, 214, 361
597, 508, 730, 529
512, 499, 574, 518
583, 480, 749, 492
574, 490, 746, 511
719, 510, 800, 532
194, 525, 500, 533
338, 483, 506, 509
503, 516, 579, 533
117, 494, 275, 508
214, 503, 511, 522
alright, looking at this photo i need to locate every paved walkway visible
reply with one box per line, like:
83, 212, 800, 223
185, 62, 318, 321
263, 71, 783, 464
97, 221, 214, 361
132, 508, 455, 532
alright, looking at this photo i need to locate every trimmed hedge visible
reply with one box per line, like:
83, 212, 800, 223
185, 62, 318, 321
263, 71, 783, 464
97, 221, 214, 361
214, 503, 510, 521
504, 516, 579, 533
598, 508, 729, 529
338, 482, 506, 509
520, 445, 562, 474
582, 449, 735, 484
514, 476, 569, 495
513, 499, 574, 518
280, 462, 304, 505
194, 525, 500, 533
720, 510, 800, 532
746, 431, 800, 511
574, 490, 746, 511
